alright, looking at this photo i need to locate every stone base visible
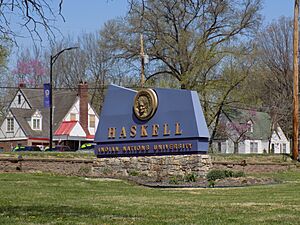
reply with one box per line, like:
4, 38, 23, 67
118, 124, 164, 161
92, 154, 212, 178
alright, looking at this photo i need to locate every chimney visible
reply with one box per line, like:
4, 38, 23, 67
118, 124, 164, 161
78, 81, 89, 135
18, 82, 26, 88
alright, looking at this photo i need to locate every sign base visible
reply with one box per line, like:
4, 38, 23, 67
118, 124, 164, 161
92, 154, 212, 178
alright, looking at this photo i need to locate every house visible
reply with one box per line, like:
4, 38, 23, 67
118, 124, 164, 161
0, 82, 99, 151
212, 109, 290, 154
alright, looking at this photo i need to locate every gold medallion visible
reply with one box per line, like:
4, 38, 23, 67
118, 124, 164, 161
133, 89, 158, 121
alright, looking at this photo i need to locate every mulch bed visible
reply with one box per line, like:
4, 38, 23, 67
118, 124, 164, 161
128, 176, 278, 188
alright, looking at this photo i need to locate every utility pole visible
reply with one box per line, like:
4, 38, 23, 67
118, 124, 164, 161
293, 0, 299, 160
140, 34, 145, 87
49, 47, 78, 151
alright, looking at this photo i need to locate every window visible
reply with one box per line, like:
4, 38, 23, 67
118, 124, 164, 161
89, 115, 95, 128
18, 94, 21, 105
250, 142, 258, 153
283, 143, 287, 154
32, 118, 41, 130
70, 113, 76, 121
7, 118, 14, 132
247, 121, 253, 133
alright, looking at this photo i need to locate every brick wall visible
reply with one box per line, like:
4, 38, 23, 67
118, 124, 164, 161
0, 140, 28, 152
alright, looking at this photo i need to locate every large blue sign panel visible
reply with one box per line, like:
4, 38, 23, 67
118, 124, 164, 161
94, 85, 210, 157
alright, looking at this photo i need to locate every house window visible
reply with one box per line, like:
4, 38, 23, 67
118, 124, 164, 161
250, 142, 258, 153
89, 115, 95, 128
7, 118, 14, 132
70, 113, 76, 121
247, 121, 253, 133
282, 143, 286, 154
18, 94, 21, 105
32, 118, 41, 130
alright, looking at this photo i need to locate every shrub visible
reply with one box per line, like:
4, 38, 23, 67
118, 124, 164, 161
207, 169, 245, 181
233, 171, 245, 178
184, 173, 197, 182
206, 170, 226, 181
208, 180, 216, 188
128, 170, 139, 176
169, 176, 180, 185
224, 170, 234, 177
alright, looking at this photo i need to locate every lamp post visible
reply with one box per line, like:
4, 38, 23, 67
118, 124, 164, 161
49, 47, 78, 151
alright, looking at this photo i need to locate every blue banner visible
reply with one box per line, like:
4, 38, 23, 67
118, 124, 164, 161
43, 83, 51, 108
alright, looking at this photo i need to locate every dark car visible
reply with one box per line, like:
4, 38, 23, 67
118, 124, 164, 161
13, 146, 41, 152
44, 145, 72, 152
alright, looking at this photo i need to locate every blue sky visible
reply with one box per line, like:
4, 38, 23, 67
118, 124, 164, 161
10, 0, 295, 64
57, 0, 295, 39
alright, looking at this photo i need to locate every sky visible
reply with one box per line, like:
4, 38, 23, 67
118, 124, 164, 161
9, 0, 296, 66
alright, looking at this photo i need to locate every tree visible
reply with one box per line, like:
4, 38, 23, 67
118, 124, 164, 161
0, 0, 64, 42
256, 17, 293, 137
100, 0, 262, 146
12, 57, 46, 87
102, 0, 262, 89
46, 32, 139, 112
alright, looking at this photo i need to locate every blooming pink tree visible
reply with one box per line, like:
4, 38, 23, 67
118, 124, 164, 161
222, 110, 257, 153
12, 59, 46, 87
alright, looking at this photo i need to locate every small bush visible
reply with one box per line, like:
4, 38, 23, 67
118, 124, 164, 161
233, 171, 245, 178
207, 169, 245, 181
128, 170, 139, 176
206, 170, 226, 181
224, 170, 233, 177
184, 173, 197, 182
169, 176, 180, 185
208, 180, 216, 188
78, 166, 90, 175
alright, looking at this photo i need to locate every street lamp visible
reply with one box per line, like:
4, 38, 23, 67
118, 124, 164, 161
49, 47, 78, 151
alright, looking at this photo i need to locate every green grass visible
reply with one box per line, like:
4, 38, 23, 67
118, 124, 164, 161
0, 172, 300, 224
0, 151, 95, 159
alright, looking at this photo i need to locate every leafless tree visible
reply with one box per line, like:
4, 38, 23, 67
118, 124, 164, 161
0, 0, 64, 42
256, 17, 293, 137
103, 0, 262, 89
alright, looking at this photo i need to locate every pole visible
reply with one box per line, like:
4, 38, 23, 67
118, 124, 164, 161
49, 55, 53, 151
49, 47, 78, 150
293, 0, 299, 160
140, 34, 145, 87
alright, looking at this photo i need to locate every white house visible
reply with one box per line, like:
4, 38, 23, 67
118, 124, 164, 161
0, 82, 99, 151
212, 109, 290, 154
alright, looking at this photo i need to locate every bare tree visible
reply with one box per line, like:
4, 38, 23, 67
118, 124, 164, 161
102, 0, 262, 89
256, 17, 293, 137
0, 0, 64, 42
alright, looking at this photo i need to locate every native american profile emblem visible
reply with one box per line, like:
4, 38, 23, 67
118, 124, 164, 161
133, 89, 158, 121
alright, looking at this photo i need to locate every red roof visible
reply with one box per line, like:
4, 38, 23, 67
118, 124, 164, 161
86, 134, 95, 139
55, 121, 77, 136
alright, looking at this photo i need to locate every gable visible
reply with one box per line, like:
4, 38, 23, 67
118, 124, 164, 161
55, 121, 86, 137
218, 109, 272, 140
62, 97, 99, 122
0, 110, 27, 139
9, 90, 31, 109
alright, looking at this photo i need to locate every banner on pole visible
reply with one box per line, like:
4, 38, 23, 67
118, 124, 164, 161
43, 83, 51, 108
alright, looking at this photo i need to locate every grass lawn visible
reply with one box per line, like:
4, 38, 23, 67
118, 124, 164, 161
0, 172, 300, 224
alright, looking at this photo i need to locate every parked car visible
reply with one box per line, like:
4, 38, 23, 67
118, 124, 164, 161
80, 143, 96, 150
13, 146, 41, 152
44, 145, 72, 152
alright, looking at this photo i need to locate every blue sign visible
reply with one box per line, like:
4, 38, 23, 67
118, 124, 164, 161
43, 83, 51, 108
94, 85, 210, 157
